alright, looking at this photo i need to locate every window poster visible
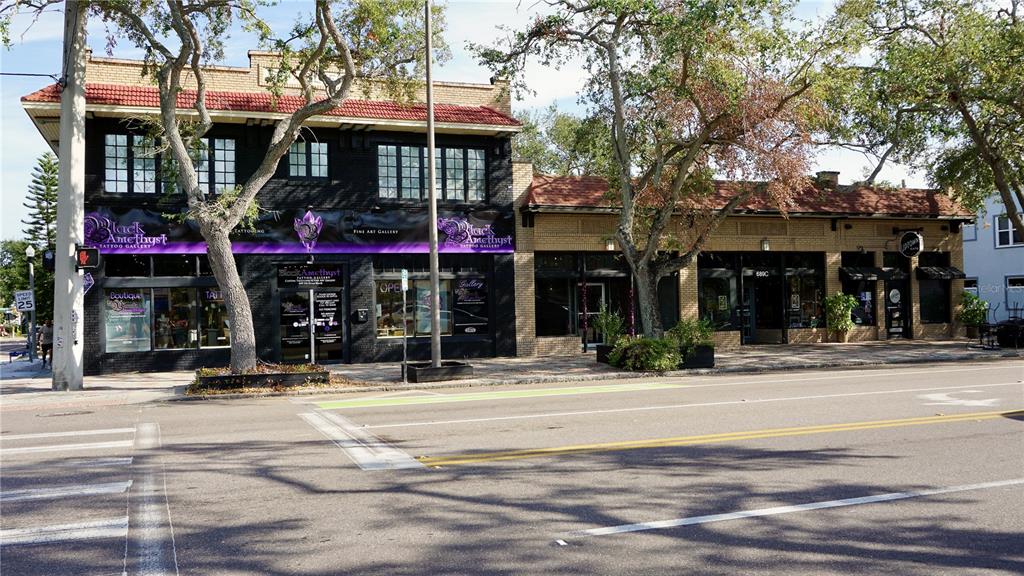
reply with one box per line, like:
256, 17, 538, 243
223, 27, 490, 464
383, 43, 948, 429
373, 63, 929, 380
104, 289, 152, 352
454, 278, 488, 335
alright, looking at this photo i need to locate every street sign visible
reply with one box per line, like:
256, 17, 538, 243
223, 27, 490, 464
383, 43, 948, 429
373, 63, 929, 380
400, 268, 409, 291
14, 290, 35, 312
75, 246, 101, 270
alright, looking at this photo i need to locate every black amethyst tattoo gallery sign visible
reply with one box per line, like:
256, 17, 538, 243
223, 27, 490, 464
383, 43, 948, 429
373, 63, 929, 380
82, 207, 515, 255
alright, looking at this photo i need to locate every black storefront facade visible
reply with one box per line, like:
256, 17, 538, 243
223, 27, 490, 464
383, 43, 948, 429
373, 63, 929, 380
78, 120, 519, 375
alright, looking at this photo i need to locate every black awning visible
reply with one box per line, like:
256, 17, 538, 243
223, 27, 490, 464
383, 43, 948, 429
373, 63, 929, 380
840, 266, 911, 281
916, 266, 967, 280
839, 266, 886, 281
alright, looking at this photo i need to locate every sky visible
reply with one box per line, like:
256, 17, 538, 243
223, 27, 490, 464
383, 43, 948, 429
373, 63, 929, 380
0, 0, 925, 241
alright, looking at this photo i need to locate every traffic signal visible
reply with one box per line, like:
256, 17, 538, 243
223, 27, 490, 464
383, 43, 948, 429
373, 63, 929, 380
42, 249, 55, 272
74, 246, 101, 270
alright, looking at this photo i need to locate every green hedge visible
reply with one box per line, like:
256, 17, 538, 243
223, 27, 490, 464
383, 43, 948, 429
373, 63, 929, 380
608, 337, 681, 372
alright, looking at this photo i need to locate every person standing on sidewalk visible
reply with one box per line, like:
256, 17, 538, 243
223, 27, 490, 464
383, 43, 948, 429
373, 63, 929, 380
40, 320, 53, 367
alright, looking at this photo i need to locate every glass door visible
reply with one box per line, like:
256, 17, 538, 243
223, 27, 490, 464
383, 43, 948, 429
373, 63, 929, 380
578, 282, 605, 346
280, 291, 312, 363
885, 280, 911, 339
313, 290, 343, 363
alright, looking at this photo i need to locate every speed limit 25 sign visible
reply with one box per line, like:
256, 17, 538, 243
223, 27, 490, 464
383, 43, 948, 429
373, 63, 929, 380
14, 290, 35, 312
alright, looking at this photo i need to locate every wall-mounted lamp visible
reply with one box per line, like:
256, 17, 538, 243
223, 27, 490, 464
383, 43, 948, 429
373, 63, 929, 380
605, 238, 616, 251
760, 238, 770, 252
844, 223, 853, 230
857, 245, 866, 254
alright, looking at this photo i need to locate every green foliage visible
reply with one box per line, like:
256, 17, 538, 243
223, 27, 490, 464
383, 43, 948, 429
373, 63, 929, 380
824, 292, 858, 333
666, 318, 714, 348
956, 291, 989, 326
0, 240, 30, 310
608, 337, 681, 372
514, 104, 616, 178
593, 303, 625, 346
22, 152, 58, 248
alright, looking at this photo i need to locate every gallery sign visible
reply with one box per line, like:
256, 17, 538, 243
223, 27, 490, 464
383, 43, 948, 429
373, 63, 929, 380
83, 207, 515, 255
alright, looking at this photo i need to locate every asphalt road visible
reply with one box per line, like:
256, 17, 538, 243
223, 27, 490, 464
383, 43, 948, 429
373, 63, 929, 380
2, 360, 1023, 575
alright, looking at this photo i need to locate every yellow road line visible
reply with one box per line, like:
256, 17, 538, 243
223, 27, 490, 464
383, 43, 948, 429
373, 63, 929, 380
417, 409, 1024, 467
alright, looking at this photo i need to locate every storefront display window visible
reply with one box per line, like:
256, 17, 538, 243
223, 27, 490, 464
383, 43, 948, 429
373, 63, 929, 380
535, 278, 575, 336
786, 274, 824, 328
105, 289, 152, 352
919, 279, 951, 323
841, 252, 876, 326
105, 255, 151, 277
373, 279, 456, 338
153, 255, 197, 277
153, 288, 197, 349
699, 275, 739, 330
200, 289, 231, 347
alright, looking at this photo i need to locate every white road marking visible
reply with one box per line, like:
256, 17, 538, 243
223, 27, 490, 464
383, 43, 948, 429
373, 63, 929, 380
127, 422, 180, 576
919, 390, 1001, 407
1, 481, 133, 502
2, 440, 134, 455
0, 428, 135, 442
0, 517, 128, 546
367, 382, 1021, 429
300, 411, 424, 470
571, 478, 1024, 538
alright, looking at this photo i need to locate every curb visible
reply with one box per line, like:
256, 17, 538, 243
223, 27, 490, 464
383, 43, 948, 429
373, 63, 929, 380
167, 350, 1022, 402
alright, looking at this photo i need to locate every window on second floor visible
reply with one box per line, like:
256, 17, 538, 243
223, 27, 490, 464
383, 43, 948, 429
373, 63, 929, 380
377, 144, 485, 202
288, 140, 328, 179
104, 134, 235, 195
995, 215, 1023, 247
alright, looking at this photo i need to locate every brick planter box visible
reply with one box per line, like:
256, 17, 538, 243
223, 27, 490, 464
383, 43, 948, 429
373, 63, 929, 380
680, 344, 715, 369
407, 361, 474, 383
196, 370, 329, 390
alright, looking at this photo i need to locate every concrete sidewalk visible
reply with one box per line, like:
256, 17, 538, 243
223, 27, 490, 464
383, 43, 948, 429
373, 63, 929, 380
1, 339, 1020, 408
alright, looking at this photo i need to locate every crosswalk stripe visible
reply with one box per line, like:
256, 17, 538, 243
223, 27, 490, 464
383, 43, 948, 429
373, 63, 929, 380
1, 481, 133, 502
2, 440, 134, 455
1, 428, 135, 442
300, 412, 424, 470
0, 517, 129, 546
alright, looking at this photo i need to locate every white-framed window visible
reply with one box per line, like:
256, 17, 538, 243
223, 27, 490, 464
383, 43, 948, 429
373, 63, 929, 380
995, 215, 1023, 247
288, 140, 328, 179
103, 134, 130, 193
962, 222, 977, 241
105, 134, 236, 195
377, 144, 486, 202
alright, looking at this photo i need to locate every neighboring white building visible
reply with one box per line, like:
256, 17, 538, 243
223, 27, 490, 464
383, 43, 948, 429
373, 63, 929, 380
962, 195, 1024, 322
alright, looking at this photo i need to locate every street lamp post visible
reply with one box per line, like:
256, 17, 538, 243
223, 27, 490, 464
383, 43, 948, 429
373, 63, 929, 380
25, 245, 36, 363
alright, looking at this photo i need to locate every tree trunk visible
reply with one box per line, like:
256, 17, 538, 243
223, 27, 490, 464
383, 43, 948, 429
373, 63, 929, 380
632, 264, 664, 338
203, 226, 257, 373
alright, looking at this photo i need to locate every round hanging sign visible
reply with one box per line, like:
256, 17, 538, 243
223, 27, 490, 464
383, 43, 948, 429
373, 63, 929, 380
889, 289, 901, 304
898, 231, 923, 258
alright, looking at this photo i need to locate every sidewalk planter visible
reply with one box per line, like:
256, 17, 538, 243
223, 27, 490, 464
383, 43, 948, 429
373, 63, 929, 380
680, 344, 716, 369
407, 361, 474, 383
595, 344, 614, 364
196, 369, 329, 390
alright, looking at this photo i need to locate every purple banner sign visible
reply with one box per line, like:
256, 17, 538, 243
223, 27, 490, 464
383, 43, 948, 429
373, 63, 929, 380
82, 207, 515, 255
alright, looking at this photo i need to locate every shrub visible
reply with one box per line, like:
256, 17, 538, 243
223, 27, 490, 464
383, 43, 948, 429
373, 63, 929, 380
956, 292, 988, 326
666, 318, 714, 348
823, 292, 858, 333
593, 303, 625, 346
608, 337, 681, 372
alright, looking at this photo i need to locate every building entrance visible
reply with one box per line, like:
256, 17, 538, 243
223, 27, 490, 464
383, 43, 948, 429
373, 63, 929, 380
277, 264, 346, 364
884, 279, 911, 339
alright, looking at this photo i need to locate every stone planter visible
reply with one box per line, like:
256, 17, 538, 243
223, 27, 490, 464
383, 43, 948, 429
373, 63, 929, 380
595, 344, 614, 364
407, 361, 474, 383
196, 370, 329, 390
681, 344, 715, 369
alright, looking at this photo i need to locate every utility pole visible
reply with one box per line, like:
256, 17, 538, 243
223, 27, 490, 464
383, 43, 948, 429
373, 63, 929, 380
425, 0, 441, 369
52, 0, 88, 391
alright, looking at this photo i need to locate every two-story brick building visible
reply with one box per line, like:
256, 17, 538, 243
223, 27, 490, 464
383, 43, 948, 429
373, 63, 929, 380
22, 51, 522, 374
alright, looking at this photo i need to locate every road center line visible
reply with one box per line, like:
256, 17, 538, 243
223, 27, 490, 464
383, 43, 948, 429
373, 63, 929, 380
367, 382, 1022, 429
2, 440, 134, 455
0, 428, 135, 442
0, 517, 129, 546
1, 481, 133, 502
570, 478, 1024, 538
417, 409, 1024, 467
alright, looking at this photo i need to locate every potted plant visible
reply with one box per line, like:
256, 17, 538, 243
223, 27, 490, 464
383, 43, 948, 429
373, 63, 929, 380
823, 292, 858, 343
956, 291, 988, 339
593, 303, 625, 363
667, 319, 715, 368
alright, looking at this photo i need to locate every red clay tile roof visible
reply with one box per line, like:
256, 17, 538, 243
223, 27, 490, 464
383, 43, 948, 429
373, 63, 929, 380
22, 83, 521, 127
526, 174, 973, 218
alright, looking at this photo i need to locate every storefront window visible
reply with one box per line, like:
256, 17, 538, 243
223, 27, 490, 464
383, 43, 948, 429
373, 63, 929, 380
200, 289, 231, 347
536, 278, 575, 336
374, 279, 455, 338
104, 289, 151, 352
153, 288, 197, 349
784, 253, 824, 329
105, 255, 151, 277
699, 275, 739, 330
841, 252, 876, 326
153, 255, 196, 277
919, 280, 951, 323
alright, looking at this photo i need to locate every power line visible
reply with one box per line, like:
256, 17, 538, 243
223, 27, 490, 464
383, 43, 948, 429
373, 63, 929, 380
0, 72, 61, 80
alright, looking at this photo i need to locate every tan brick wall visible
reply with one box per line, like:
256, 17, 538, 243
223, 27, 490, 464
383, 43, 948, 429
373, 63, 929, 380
713, 331, 742, 349
535, 337, 584, 356
83, 51, 509, 112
